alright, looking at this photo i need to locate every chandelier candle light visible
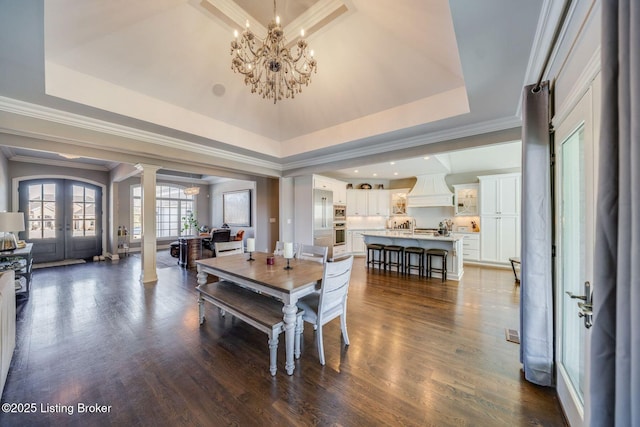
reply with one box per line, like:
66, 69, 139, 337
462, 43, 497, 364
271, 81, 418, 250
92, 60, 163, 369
230, 0, 317, 104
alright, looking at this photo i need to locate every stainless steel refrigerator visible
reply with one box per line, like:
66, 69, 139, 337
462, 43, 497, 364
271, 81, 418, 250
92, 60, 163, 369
313, 189, 333, 257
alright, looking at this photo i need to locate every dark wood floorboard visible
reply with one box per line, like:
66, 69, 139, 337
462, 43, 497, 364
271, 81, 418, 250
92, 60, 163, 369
0, 252, 566, 426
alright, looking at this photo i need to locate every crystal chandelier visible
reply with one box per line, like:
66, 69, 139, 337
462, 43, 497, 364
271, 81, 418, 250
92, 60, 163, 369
230, 0, 317, 104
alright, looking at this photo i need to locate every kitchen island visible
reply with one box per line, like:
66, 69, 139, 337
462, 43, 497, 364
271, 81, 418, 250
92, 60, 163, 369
361, 231, 464, 281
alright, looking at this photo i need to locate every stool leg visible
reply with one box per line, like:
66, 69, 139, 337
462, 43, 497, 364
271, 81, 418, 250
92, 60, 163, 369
442, 255, 447, 282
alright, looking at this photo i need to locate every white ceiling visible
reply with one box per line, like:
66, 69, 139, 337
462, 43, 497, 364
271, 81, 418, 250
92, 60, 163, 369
330, 140, 522, 180
0, 0, 550, 179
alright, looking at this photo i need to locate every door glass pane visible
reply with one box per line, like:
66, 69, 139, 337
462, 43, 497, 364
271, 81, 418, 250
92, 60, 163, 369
85, 188, 96, 203
561, 125, 585, 404
85, 220, 96, 236
73, 219, 83, 236
43, 183, 56, 201
29, 185, 42, 201
73, 186, 84, 202
43, 220, 56, 238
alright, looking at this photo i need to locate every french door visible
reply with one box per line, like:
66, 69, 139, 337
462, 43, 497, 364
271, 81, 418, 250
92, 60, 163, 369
554, 76, 599, 425
18, 179, 103, 263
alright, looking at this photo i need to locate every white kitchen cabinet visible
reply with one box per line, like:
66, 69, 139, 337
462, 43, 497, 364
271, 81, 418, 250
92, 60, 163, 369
480, 216, 520, 263
458, 232, 480, 261
313, 175, 333, 191
390, 189, 409, 215
478, 173, 521, 265
346, 189, 389, 216
313, 175, 347, 205
367, 190, 390, 216
453, 183, 479, 216
479, 173, 520, 215
333, 181, 347, 205
346, 190, 368, 216
350, 230, 366, 254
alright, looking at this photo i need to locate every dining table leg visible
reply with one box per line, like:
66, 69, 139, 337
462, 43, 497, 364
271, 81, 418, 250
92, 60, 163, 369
283, 302, 298, 375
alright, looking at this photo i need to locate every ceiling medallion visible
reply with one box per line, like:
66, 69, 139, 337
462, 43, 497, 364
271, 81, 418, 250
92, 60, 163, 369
230, 0, 317, 104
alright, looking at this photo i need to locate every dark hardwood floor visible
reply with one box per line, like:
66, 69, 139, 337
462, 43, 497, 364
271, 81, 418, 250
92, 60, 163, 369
0, 252, 566, 426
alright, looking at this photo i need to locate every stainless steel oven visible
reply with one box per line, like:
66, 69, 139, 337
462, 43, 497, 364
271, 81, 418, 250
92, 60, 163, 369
334, 205, 346, 221
333, 222, 346, 246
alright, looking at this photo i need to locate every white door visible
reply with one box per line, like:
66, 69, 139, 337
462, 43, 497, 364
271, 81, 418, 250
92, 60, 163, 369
554, 76, 599, 425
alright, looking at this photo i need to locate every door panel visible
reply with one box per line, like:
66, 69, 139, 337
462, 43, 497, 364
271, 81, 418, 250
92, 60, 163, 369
19, 179, 102, 263
554, 80, 597, 426
19, 180, 64, 263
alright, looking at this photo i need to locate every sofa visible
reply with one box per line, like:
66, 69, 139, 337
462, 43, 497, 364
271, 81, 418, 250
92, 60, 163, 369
0, 270, 16, 397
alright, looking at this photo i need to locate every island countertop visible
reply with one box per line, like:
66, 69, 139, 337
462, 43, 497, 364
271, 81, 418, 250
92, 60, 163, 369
360, 230, 464, 242
361, 231, 464, 281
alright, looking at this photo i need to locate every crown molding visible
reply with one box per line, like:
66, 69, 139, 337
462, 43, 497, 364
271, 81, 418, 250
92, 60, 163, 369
0, 96, 284, 173
9, 155, 110, 171
282, 116, 522, 172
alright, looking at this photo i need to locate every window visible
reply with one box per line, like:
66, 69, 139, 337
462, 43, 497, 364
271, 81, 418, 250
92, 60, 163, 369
131, 184, 195, 239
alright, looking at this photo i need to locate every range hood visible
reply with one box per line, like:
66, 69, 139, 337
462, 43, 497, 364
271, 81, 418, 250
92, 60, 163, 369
407, 173, 454, 207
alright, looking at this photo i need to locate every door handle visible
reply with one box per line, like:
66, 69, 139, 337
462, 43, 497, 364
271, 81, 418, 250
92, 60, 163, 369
566, 281, 593, 329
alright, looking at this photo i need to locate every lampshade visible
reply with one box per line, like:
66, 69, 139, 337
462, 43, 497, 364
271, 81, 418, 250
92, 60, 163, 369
0, 212, 25, 232
0, 212, 25, 252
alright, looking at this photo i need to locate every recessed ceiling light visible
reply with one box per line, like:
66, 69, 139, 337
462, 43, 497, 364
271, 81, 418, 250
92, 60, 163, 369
390, 161, 395, 165
394, 172, 398, 176
354, 170, 359, 173
373, 173, 377, 177
424, 156, 430, 160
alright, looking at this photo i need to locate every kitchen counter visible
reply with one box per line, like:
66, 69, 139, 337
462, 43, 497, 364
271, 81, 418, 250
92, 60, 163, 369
361, 231, 464, 281
362, 230, 464, 242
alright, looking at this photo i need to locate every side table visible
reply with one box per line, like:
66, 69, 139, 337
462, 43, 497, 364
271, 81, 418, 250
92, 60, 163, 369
0, 243, 33, 299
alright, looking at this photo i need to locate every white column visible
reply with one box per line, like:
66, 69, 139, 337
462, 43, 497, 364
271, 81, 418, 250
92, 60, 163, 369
109, 180, 120, 260
136, 163, 161, 283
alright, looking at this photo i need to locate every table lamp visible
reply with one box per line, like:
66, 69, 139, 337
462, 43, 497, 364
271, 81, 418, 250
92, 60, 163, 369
0, 212, 25, 253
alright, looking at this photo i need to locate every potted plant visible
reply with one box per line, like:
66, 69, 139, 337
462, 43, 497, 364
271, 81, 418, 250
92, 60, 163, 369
181, 211, 198, 236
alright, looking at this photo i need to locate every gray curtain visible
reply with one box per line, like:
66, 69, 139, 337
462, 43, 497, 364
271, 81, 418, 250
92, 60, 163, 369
520, 81, 554, 386
588, 0, 640, 425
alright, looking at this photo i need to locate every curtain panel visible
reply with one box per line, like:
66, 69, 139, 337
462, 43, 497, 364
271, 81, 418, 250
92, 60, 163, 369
520, 81, 554, 386
588, 0, 640, 425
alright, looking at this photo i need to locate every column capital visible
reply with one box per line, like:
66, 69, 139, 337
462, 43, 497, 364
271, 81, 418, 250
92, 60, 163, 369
135, 163, 162, 173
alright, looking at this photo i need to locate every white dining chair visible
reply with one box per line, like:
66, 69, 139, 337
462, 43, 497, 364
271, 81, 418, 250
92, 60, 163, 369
296, 255, 354, 365
297, 244, 328, 264
214, 241, 244, 257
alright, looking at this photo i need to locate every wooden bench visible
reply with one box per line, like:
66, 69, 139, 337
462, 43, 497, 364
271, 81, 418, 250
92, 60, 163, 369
196, 281, 303, 376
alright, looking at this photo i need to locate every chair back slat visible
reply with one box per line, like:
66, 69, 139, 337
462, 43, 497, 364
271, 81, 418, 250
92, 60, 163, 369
214, 241, 244, 257
297, 244, 328, 264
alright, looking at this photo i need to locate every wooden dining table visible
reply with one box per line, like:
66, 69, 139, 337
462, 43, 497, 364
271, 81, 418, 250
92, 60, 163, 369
195, 252, 325, 375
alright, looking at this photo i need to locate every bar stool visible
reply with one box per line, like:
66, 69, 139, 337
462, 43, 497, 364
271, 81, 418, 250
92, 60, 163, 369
366, 243, 385, 270
383, 245, 404, 273
426, 248, 448, 281
404, 246, 425, 277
